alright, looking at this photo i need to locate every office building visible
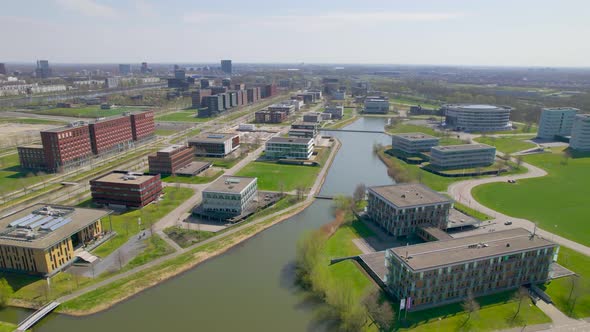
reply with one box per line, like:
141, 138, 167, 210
255, 110, 287, 123
202, 176, 257, 217
204, 95, 225, 114
211, 86, 228, 94
90, 171, 162, 208
0, 204, 110, 275
364, 96, 390, 114
234, 83, 245, 91
200, 79, 213, 88
35, 60, 51, 78
191, 89, 212, 108
221, 92, 231, 110
443, 104, 512, 132
570, 114, 590, 151
323, 105, 344, 119
0, 63, 6, 75
268, 103, 295, 115
261, 84, 277, 98
17, 145, 46, 170
104, 77, 119, 89
247, 87, 260, 104
303, 112, 322, 123
392, 133, 440, 154
40, 123, 93, 173
174, 69, 186, 80
332, 91, 345, 100
265, 137, 314, 160
290, 122, 319, 138
148, 145, 195, 174
222, 78, 231, 87
430, 144, 496, 169
537, 108, 578, 139
129, 110, 156, 142
119, 64, 131, 75
221, 60, 232, 74
385, 228, 557, 310
367, 183, 453, 236
188, 133, 240, 157
140, 62, 151, 74
88, 115, 133, 155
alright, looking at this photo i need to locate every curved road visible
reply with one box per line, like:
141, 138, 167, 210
447, 157, 590, 256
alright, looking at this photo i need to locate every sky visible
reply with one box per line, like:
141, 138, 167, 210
2, 0, 590, 67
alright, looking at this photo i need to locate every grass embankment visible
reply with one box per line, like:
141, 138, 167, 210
324, 108, 357, 129
399, 290, 550, 331
156, 111, 211, 123
92, 187, 194, 258
0, 154, 54, 197
474, 135, 537, 154
386, 123, 465, 146
31, 106, 145, 118
472, 148, 590, 246
163, 227, 216, 248
124, 235, 174, 270
236, 146, 331, 191
541, 246, 590, 318
453, 201, 491, 221
59, 196, 311, 314
0, 321, 17, 332
161, 170, 223, 184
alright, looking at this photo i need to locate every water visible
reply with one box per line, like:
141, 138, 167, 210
1, 117, 393, 331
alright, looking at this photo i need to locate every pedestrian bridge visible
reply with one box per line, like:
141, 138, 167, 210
16, 301, 60, 331
320, 128, 386, 134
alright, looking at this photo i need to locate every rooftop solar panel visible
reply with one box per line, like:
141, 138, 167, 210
48, 218, 72, 231
28, 216, 56, 229
40, 217, 64, 230
8, 214, 36, 227
18, 215, 45, 228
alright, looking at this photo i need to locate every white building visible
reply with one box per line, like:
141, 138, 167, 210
391, 133, 440, 154
443, 104, 512, 132
364, 96, 390, 114
323, 105, 344, 119
332, 91, 345, 100
282, 99, 304, 111
265, 137, 314, 159
537, 107, 578, 139
202, 176, 258, 216
570, 114, 590, 151
430, 144, 496, 169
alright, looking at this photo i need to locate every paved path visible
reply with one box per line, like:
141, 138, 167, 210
500, 300, 588, 332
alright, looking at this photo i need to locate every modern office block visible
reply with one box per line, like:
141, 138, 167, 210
570, 114, 590, 151
265, 137, 314, 159
443, 104, 512, 132
430, 144, 496, 169
392, 133, 440, 154
202, 176, 258, 217
537, 108, 578, 139
188, 133, 240, 157
90, 171, 162, 208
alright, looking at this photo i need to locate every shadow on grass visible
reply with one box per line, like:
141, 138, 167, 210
0, 272, 41, 292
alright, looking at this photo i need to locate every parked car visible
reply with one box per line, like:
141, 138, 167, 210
504, 221, 513, 225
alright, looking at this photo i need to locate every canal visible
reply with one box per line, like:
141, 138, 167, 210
0, 117, 394, 331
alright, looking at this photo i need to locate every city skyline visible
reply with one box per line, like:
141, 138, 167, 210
2, 0, 590, 67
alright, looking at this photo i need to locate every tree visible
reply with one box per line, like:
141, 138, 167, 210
512, 287, 529, 321
515, 155, 524, 169
363, 290, 395, 331
461, 291, 480, 325
352, 183, 366, 206
0, 278, 14, 308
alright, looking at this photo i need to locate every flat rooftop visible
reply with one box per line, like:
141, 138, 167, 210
189, 133, 237, 143
393, 132, 439, 141
175, 161, 211, 176
432, 143, 495, 152
369, 183, 451, 208
92, 171, 158, 185
292, 122, 319, 127
42, 122, 87, 133
204, 175, 256, 194
445, 104, 511, 111
0, 204, 111, 249
268, 137, 313, 144
158, 145, 187, 153
542, 107, 579, 112
390, 228, 556, 271
19, 144, 43, 149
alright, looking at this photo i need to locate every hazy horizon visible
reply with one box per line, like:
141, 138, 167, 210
2, 0, 590, 67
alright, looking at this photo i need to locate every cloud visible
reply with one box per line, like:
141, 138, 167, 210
54, 0, 119, 19
133, 0, 157, 18
183, 10, 464, 25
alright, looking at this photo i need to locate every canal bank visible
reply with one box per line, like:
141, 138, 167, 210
0, 117, 393, 331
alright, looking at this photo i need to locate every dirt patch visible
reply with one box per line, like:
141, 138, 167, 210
0, 123, 56, 148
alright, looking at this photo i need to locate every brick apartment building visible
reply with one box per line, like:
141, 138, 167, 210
130, 111, 155, 142
17, 145, 46, 170
90, 171, 162, 208
148, 145, 195, 174
255, 110, 287, 123
89, 115, 133, 155
40, 123, 93, 172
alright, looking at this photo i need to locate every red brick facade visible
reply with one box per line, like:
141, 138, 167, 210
89, 116, 133, 155
130, 111, 155, 141
90, 171, 162, 207
148, 145, 195, 174
40, 125, 92, 172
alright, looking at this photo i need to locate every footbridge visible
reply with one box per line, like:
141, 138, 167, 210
320, 128, 386, 134
16, 301, 60, 331
314, 195, 335, 200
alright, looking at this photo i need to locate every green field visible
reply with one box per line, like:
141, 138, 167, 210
91, 187, 194, 258
155, 128, 177, 136
0, 154, 55, 197
0, 321, 17, 332
400, 290, 550, 331
475, 135, 537, 154
124, 234, 174, 270
161, 170, 223, 184
387, 123, 465, 145
472, 148, 590, 246
236, 161, 320, 191
390, 95, 441, 109
542, 246, 590, 318
31, 106, 146, 118
156, 111, 211, 123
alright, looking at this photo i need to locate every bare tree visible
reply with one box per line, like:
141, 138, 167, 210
363, 290, 395, 331
461, 291, 480, 325
512, 287, 529, 321
352, 183, 366, 205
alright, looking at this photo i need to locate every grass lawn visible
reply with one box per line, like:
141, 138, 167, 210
0, 322, 17, 332
0, 118, 66, 125
124, 234, 175, 270
400, 290, 550, 331
236, 161, 320, 191
155, 128, 177, 136
31, 106, 145, 118
541, 246, 590, 318
0, 154, 55, 197
324, 107, 357, 129
472, 148, 590, 246
390, 96, 441, 109
475, 135, 537, 154
163, 227, 216, 248
156, 111, 210, 122
92, 187, 194, 258
387, 123, 465, 146
161, 170, 223, 184
453, 201, 491, 220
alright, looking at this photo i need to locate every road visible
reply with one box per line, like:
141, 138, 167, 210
447, 155, 590, 257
